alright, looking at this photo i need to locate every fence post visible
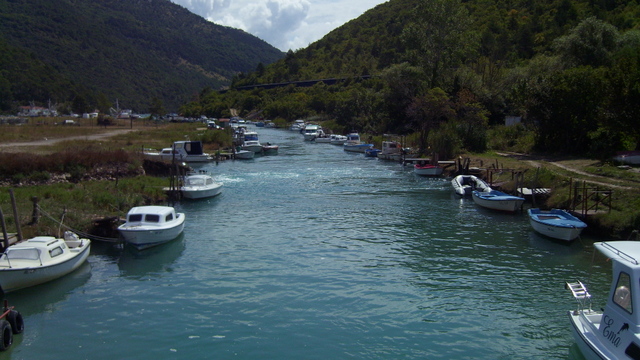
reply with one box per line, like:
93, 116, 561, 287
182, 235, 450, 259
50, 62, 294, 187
30, 197, 39, 225
0, 208, 8, 250
9, 189, 22, 242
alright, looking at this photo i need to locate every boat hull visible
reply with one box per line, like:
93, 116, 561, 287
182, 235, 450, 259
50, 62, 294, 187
472, 190, 524, 212
344, 144, 373, 153
118, 215, 185, 250
451, 175, 490, 196
414, 166, 444, 176
528, 209, 587, 241
0, 242, 91, 293
568, 311, 613, 360
182, 183, 223, 199
235, 150, 254, 159
241, 145, 263, 153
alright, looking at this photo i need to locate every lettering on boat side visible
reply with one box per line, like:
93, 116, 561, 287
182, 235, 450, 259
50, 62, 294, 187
602, 315, 626, 347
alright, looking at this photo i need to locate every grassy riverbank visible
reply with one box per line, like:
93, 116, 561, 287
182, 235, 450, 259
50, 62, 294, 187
1, 120, 640, 240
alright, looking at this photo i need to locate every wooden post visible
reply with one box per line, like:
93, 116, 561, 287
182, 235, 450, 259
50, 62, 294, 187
30, 196, 39, 225
0, 208, 8, 250
9, 189, 22, 242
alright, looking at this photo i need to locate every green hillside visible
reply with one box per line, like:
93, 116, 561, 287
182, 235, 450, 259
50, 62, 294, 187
0, 0, 284, 112
187, 0, 640, 159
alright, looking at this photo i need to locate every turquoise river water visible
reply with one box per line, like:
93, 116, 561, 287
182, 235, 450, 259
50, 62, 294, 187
0, 127, 615, 359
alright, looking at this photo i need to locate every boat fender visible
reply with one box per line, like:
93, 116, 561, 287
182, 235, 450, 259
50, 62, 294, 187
7, 310, 24, 334
0, 320, 12, 351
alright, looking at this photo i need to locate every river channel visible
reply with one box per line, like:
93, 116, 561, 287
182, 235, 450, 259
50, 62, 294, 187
1, 127, 612, 359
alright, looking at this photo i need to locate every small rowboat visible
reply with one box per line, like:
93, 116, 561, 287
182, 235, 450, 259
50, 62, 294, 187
528, 208, 587, 241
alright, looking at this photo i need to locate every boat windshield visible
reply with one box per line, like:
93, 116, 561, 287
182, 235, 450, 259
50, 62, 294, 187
128, 214, 143, 222
614, 272, 633, 313
145, 214, 160, 223
186, 178, 206, 186
6, 248, 40, 260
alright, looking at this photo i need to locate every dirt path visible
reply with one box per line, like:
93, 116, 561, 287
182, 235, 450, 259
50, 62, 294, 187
0, 128, 138, 149
498, 152, 637, 190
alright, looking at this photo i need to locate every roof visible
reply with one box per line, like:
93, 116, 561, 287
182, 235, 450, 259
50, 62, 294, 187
127, 206, 175, 216
596, 241, 640, 268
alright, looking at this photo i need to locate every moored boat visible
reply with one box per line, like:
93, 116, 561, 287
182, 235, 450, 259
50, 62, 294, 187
471, 189, 524, 212
181, 172, 223, 199
0, 231, 91, 293
566, 241, 640, 360
329, 134, 348, 145
118, 206, 185, 250
413, 162, 444, 176
613, 150, 640, 165
364, 148, 381, 157
528, 208, 587, 241
343, 133, 373, 153
240, 131, 264, 153
262, 143, 279, 155
451, 174, 491, 196
377, 141, 403, 161
144, 140, 213, 163
302, 124, 324, 141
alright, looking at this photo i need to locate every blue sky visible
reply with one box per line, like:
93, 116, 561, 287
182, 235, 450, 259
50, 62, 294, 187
169, 0, 388, 52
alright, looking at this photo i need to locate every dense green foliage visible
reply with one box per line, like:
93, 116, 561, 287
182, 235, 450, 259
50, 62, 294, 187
0, 0, 284, 112
185, 0, 640, 158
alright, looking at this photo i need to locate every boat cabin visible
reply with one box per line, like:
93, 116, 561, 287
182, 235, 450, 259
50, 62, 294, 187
173, 141, 205, 156
0, 232, 85, 268
184, 175, 216, 187
381, 141, 401, 154
572, 241, 640, 359
125, 206, 180, 227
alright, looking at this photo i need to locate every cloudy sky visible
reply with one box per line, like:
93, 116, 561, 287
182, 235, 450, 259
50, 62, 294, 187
170, 0, 388, 52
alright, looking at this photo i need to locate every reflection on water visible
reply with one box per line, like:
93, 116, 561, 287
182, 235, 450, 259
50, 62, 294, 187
3, 128, 612, 360
117, 233, 186, 278
5, 261, 92, 317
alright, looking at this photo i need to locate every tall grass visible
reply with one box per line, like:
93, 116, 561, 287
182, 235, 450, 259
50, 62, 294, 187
0, 176, 169, 239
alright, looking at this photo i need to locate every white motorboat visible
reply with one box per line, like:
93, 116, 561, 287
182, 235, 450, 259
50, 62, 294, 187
144, 140, 213, 162
413, 162, 444, 176
377, 141, 403, 161
118, 206, 185, 250
302, 124, 324, 141
451, 175, 491, 196
181, 172, 223, 199
343, 133, 373, 153
471, 189, 524, 212
241, 131, 264, 153
235, 149, 254, 159
313, 134, 334, 143
289, 119, 305, 131
566, 241, 640, 360
330, 134, 348, 145
613, 151, 640, 165
262, 143, 279, 155
0, 231, 91, 293
528, 208, 587, 241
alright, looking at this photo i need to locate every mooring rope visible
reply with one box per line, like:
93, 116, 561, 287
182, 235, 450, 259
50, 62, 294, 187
36, 205, 121, 242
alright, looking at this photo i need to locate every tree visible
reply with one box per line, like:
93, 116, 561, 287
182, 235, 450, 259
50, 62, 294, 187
149, 97, 165, 120
407, 87, 455, 154
553, 17, 620, 67
401, 0, 478, 88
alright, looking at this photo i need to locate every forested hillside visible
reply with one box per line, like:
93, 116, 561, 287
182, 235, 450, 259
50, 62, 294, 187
184, 0, 640, 159
0, 0, 284, 112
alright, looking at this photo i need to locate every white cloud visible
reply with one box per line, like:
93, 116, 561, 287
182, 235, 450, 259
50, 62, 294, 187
170, 0, 388, 51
